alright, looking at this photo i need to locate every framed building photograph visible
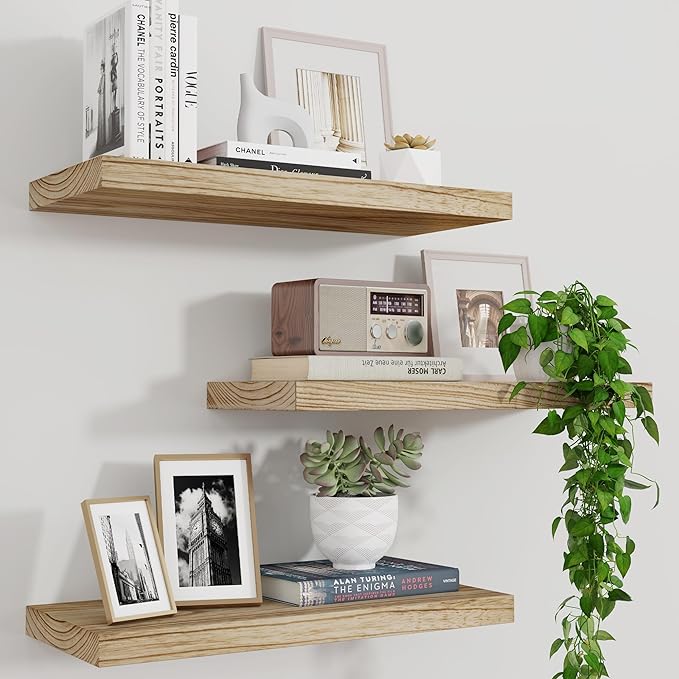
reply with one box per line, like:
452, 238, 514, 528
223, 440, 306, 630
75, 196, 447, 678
81, 497, 176, 624
422, 251, 532, 378
262, 27, 393, 174
154, 453, 262, 607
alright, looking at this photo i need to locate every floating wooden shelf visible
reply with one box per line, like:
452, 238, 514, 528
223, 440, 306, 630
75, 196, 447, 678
207, 379, 655, 412
29, 157, 512, 236
26, 587, 513, 667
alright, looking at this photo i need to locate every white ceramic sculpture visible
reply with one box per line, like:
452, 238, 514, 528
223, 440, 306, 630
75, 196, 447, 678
309, 494, 398, 570
236, 73, 314, 147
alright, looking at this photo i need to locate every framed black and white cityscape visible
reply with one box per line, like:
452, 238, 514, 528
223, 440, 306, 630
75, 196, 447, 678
154, 454, 262, 607
261, 27, 393, 176
422, 251, 532, 378
81, 497, 176, 624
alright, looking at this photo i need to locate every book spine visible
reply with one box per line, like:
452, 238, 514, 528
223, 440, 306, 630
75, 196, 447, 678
224, 141, 362, 170
128, 0, 150, 158
178, 15, 198, 163
297, 568, 460, 607
165, 3, 179, 161
209, 157, 371, 179
149, 0, 166, 159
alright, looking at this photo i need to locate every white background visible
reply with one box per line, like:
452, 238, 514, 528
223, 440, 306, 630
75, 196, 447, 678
1, 1, 677, 677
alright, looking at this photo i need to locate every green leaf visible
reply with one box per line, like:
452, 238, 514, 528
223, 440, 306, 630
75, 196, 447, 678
596, 562, 610, 581
580, 594, 594, 616
596, 295, 616, 307
568, 328, 588, 351
554, 350, 574, 375
509, 381, 527, 401
616, 552, 631, 578
549, 638, 564, 658
611, 380, 633, 398
584, 652, 601, 671
499, 334, 521, 372
596, 488, 614, 511
612, 400, 626, 425
599, 349, 619, 380
642, 416, 660, 444
503, 298, 532, 314
635, 385, 654, 413
624, 479, 651, 490
619, 495, 632, 523
374, 427, 386, 451
608, 588, 632, 602
564, 549, 588, 569
540, 347, 554, 367
563, 667, 577, 679
551, 516, 562, 538
626, 537, 636, 555
570, 517, 595, 537
617, 356, 633, 374
528, 314, 550, 346
596, 630, 615, 641
600, 598, 616, 619
498, 313, 516, 335
534, 410, 565, 436
510, 325, 530, 348
561, 307, 581, 326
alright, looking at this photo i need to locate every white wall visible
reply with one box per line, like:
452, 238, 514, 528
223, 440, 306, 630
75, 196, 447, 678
1, 0, 677, 676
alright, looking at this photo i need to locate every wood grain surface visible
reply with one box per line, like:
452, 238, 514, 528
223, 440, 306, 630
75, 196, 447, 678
207, 380, 652, 411
26, 587, 514, 667
29, 157, 512, 236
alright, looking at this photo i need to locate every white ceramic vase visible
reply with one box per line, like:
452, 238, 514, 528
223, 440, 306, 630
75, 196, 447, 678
513, 346, 548, 381
309, 494, 398, 570
379, 149, 442, 185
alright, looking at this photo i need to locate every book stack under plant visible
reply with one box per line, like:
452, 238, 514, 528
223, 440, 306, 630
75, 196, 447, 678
82, 0, 197, 163
198, 140, 372, 179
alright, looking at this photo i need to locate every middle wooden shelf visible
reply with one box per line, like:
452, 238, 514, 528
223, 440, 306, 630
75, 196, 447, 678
206, 379, 608, 411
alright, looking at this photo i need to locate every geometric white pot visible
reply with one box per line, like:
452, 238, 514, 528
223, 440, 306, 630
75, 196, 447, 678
379, 149, 442, 186
309, 495, 398, 570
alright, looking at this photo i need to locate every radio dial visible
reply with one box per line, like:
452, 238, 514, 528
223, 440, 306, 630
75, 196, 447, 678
405, 320, 424, 346
386, 324, 398, 340
370, 324, 382, 339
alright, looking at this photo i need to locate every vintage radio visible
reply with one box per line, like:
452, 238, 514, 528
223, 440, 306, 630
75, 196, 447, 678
271, 278, 432, 356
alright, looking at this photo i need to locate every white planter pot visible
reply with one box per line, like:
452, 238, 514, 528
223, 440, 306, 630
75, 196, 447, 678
513, 346, 549, 381
379, 149, 442, 186
309, 494, 398, 570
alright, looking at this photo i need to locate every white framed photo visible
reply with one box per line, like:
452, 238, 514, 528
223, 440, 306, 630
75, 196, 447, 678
154, 454, 262, 607
81, 497, 176, 624
262, 27, 393, 175
422, 251, 532, 378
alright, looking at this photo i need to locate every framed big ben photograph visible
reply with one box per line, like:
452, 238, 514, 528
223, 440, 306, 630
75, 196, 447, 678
154, 454, 262, 607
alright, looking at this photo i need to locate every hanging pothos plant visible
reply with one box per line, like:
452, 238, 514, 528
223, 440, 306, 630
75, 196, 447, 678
498, 282, 659, 679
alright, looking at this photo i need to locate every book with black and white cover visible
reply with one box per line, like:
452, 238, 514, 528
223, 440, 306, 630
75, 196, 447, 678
83, 0, 150, 160
149, 0, 167, 159
178, 15, 198, 163
261, 557, 460, 607
250, 355, 463, 381
197, 140, 362, 170
203, 157, 371, 180
165, 2, 179, 161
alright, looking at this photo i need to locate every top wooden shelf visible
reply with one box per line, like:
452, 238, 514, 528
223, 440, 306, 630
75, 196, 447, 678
29, 157, 512, 236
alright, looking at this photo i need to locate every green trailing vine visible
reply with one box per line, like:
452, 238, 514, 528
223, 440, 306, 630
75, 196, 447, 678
498, 282, 659, 679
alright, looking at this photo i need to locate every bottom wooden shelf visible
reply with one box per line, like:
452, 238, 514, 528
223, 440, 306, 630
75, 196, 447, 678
26, 586, 513, 667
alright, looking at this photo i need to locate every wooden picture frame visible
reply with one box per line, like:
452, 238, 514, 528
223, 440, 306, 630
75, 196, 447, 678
81, 496, 176, 624
261, 27, 393, 176
154, 453, 262, 607
422, 250, 532, 378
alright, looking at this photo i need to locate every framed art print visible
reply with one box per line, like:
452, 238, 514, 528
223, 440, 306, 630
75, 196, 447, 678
262, 27, 393, 175
422, 251, 532, 378
154, 453, 262, 607
81, 497, 176, 624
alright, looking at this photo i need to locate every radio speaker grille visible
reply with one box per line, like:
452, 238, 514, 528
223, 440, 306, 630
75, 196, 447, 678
318, 285, 367, 351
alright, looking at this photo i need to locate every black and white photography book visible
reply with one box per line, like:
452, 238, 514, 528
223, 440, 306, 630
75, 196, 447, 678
155, 454, 262, 606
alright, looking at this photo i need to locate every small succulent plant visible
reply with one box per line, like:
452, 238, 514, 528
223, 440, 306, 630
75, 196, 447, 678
301, 426, 424, 497
384, 133, 437, 151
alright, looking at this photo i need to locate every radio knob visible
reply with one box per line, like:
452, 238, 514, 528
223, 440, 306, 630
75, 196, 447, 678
405, 321, 424, 346
370, 324, 383, 339
386, 324, 398, 340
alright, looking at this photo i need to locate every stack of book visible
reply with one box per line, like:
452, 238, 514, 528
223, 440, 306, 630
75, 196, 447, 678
83, 0, 197, 163
198, 140, 372, 179
261, 557, 460, 607
250, 355, 464, 381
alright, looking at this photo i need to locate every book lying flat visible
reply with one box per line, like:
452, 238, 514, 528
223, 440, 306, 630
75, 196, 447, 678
261, 557, 460, 607
202, 157, 371, 179
250, 355, 463, 381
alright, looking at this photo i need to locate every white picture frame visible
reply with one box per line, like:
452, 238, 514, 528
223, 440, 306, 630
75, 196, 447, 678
154, 454, 262, 607
261, 27, 393, 176
421, 251, 532, 379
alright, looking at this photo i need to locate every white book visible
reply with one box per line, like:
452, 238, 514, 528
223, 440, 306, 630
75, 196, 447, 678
165, 2, 179, 161
199, 141, 362, 169
83, 0, 151, 160
149, 0, 167, 159
178, 15, 198, 163
250, 356, 464, 381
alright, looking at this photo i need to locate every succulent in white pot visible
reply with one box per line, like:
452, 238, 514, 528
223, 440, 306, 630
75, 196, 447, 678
301, 426, 424, 570
380, 133, 441, 186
